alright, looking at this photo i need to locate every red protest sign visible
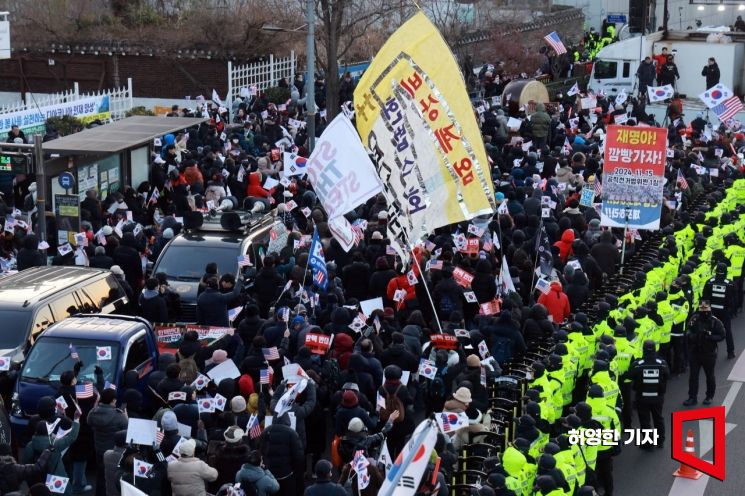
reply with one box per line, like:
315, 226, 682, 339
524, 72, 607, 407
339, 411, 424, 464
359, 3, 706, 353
304, 333, 332, 355
430, 334, 460, 350
458, 238, 480, 254
479, 298, 502, 316
452, 267, 474, 288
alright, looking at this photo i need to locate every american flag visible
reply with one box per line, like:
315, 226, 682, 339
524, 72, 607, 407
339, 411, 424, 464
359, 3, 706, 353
104, 381, 117, 390
260, 368, 270, 384
237, 255, 252, 267
247, 414, 262, 439
677, 169, 689, 190
351, 225, 364, 246
712, 96, 744, 123
594, 178, 602, 197
75, 383, 94, 399
544, 31, 567, 55
314, 270, 326, 287
155, 430, 165, 446
262, 347, 280, 361
563, 137, 573, 155
69, 344, 79, 361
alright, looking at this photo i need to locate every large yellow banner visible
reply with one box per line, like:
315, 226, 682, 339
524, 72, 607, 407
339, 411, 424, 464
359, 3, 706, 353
354, 12, 494, 249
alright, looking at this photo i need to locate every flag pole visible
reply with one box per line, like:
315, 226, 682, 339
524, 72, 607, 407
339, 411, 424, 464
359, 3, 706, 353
409, 245, 443, 333
529, 219, 545, 303
619, 208, 631, 275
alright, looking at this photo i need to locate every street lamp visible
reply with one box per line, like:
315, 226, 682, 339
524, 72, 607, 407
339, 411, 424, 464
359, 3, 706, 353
259, 0, 315, 152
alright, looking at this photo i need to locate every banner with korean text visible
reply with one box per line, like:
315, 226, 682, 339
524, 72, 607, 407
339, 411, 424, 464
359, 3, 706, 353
0, 95, 110, 136
354, 12, 495, 259
600, 125, 666, 230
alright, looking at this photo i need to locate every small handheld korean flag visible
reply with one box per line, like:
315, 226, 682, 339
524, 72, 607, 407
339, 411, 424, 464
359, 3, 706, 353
435, 411, 469, 435
418, 358, 437, 380
133, 458, 153, 478
406, 270, 418, 285
463, 291, 478, 303
478, 340, 490, 359
46, 475, 70, 493
0, 356, 10, 371
567, 82, 579, 97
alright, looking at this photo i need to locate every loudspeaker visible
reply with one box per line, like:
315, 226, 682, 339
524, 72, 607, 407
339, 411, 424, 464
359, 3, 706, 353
629, 0, 647, 33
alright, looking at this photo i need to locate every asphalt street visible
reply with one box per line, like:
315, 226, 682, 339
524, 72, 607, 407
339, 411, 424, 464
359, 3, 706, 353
615, 311, 745, 496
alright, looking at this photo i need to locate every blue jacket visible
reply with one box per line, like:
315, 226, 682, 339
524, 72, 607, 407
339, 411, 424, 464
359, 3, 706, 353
236, 463, 280, 496
304, 479, 347, 496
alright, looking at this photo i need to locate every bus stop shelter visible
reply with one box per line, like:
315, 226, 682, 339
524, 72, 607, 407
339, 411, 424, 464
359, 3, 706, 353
37, 115, 206, 244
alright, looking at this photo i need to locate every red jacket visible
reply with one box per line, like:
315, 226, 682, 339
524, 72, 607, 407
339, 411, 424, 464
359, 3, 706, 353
554, 229, 575, 263
246, 172, 270, 198
538, 281, 571, 324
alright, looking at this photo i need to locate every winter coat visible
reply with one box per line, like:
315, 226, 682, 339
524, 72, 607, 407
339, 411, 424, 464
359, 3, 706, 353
334, 404, 377, 436
401, 325, 423, 357
530, 104, 551, 139
21, 421, 79, 493
140, 290, 168, 323
0, 453, 47, 494
331, 332, 355, 369
342, 261, 371, 300
167, 456, 218, 496
113, 242, 143, 290
304, 479, 347, 496
380, 343, 419, 373
269, 381, 317, 449
235, 463, 280, 496
16, 234, 46, 271
89, 253, 114, 269
554, 230, 575, 263
196, 284, 240, 326
590, 234, 620, 276
433, 276, 465, 315
565, 270, 590, 311
208, 442, 252, 493
702, 62, 720, 89
259, 424, 304, 479
522, 304, 555, 346
87, 403, 128, 454
636, 60, 656, 86
103, 446, 126, 496
537, 282, 571, 324
471, 261, 497, 303
368, 268, 396, 302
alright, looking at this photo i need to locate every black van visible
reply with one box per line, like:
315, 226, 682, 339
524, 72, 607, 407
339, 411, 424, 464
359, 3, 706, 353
0, 267, 128, 367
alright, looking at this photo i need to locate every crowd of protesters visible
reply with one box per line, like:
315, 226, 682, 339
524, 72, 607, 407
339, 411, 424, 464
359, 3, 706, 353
0, 30, 743, 496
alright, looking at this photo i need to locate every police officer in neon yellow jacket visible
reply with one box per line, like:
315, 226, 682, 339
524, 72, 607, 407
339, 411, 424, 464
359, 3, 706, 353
589, 359, 621, 410
586, 385, 622, 496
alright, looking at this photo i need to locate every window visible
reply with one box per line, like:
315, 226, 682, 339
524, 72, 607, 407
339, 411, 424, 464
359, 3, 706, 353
49, 292, 82, 321
31, 306, 54, 342
124, 334, 150, 372
623, 62, 630, 78
23, 337, 119, 383
0, 310, 31, 348
594, 61, 618, 79
80, 276, 121, 312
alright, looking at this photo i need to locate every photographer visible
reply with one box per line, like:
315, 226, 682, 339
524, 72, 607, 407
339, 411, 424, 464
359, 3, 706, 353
683, 300, 726, 406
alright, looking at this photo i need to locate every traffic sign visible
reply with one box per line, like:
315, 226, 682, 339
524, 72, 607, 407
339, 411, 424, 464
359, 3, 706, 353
607, 14, 627, 24
58, 171, 75, 190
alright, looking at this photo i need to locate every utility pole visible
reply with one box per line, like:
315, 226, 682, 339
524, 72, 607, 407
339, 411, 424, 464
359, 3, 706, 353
305, 0, 316, 152
663, 0, 669, 34
33, 134, 46, 244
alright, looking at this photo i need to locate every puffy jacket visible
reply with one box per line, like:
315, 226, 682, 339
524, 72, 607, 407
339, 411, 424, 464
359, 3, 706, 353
246, 172, 271, 198
140, 290, 168, 323
530, 104, 551, 139
554, 230, 575, 263
167, 456, 218, 496
537, 282, 571, 324
235, 463, 280, 496
259, 423, 305, 479
522, 304, 555, 346
86, 404, 128, 454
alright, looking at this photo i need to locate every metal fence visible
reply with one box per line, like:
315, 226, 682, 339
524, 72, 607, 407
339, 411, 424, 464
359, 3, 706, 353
0, 78, 134, 121
227, 52, 296, 108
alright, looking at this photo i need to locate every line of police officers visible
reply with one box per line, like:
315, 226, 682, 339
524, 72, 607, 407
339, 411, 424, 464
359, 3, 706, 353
487, 179, 745, 496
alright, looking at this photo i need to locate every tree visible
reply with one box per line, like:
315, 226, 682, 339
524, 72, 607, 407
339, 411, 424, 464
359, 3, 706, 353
314, 0, 415, 120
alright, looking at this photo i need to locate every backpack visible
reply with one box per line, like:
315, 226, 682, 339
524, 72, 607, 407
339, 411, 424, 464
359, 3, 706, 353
427, 366, 448, 403
177, 352, 199, 384
439, 294, 456, 316
491, 335, 514, 365
338, 435, 361, 464
321, 358, 342, 392
380, 385, 405, 423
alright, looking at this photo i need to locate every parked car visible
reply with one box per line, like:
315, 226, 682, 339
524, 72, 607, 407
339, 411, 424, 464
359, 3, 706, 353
152, 210, 274, 322
0, 266, 128, 369
11, 314, 158, 439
